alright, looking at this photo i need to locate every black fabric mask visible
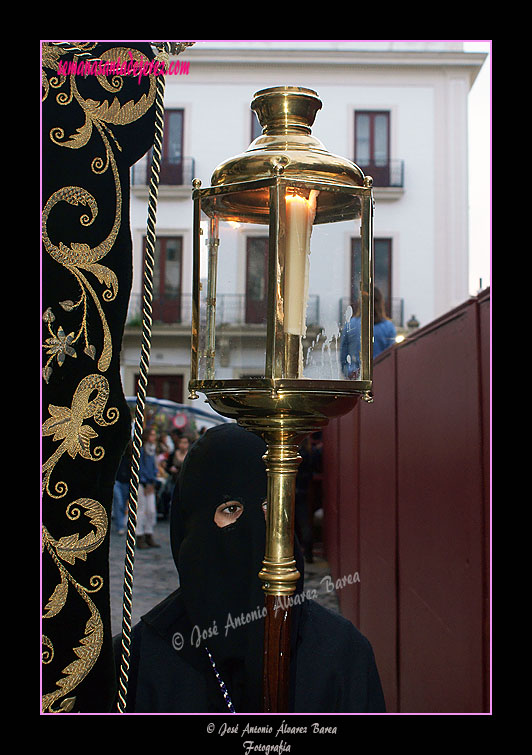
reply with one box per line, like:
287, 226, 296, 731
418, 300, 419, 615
170, 423, 269, 711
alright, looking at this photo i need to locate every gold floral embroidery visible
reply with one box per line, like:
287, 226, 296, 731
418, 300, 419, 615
42, 309, 78, 382
41, 42, 99, 103
41, 498, 107, 713
41, 43, 159, 713
42, 374, 118, 499
41, 45, 157, 380
41, 180, 119, 377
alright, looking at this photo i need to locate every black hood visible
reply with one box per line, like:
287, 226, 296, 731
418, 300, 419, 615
170, 422, 305, 712
170, 423, 268, 711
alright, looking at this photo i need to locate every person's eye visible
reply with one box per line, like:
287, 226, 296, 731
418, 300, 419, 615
214, 501, 244, 528
262, 500, 267, 518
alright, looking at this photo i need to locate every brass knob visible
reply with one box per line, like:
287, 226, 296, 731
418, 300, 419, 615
251, 86, 322, 135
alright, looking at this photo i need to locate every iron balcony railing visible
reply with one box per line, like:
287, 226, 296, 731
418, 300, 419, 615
126, 293, 320, 328
131, 156, 196, 187
338, 296, 404, 328
356, 159, 404, 189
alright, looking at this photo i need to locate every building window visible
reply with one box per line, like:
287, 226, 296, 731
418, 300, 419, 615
354, 111, 390, 187
135, 373, 183, 403
246, 237, 268, 324
143, 236, 183, 323
160, 109, 184, 184
132, 109, 194, 186
144, 109, 184, 185
351, 237, 392, 316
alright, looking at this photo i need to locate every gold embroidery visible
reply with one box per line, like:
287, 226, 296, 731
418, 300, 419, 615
41, 499, 107, 713
41, 45, 156, 379
41, 179, 119, 377
42, 374, 118, 499
41, 42, 99, 103
42, 635, 54, 664
41, 43, 157, 713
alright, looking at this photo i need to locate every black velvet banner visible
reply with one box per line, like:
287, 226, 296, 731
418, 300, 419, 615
41, 42, 157, 713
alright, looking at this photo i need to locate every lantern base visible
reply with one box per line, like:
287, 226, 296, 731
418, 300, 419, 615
188, 377, 371, 427
189, 379, 369, 714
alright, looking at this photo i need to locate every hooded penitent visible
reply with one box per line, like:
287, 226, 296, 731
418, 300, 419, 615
117, 421, 386, 713
170, 423, 275, 712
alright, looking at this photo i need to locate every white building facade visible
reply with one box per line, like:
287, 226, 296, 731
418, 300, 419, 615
121, 41, 486, 404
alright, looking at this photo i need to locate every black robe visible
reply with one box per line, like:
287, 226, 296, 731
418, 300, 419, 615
113, 588, 386, 713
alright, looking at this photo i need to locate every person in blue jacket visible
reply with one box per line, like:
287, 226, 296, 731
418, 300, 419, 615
137, 427, 160, 549
340, 287, 397, 378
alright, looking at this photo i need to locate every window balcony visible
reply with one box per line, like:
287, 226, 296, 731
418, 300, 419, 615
131, 156, 196, 196
356, 159, 404, 189
355, 159, 405, 200
126, 293, 320, 329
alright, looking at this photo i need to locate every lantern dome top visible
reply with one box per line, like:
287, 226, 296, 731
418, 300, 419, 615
251, 85, 323, 135
210, 86, 366, 193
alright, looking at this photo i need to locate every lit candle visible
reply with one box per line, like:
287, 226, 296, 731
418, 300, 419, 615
284, 191, 317, 335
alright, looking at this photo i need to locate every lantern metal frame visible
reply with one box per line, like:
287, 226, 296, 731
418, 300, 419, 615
189, 172, 375, 408
187, 89, 375, 711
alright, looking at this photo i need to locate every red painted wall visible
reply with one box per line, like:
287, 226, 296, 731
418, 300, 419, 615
322, 290, 490, 713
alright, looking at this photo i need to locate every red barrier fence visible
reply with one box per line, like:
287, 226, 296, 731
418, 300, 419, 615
322, 288, 490, 713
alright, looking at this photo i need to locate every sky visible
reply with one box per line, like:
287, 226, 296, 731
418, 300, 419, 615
463, 41, 491, 294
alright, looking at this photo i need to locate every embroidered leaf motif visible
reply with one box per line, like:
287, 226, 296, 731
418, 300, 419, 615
72, 424, 99, 459
55, 528, 98, 563
54, 118, 93, 150
58, 697, 76, 712
79, 497, 108, 532
42, 404, 99, 461
42, 375, 118, 498
42, 307, 55, 323
43, 579, 68, 619
56, 534, 88, 564
85, 91, 155, 128
41, 43, 63, 71
41, 599, 103, 713
84, 263, 118, 299
55, 499, 108, 564
42, 404, 76, 440
62, 611, 103, 674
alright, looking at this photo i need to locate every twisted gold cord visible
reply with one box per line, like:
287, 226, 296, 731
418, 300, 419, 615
116, 41, 171, 713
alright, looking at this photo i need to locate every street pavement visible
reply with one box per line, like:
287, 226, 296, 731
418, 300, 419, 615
109, 518, 339, 637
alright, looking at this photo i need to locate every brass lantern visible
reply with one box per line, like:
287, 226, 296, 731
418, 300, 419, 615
189, 86, 374, 711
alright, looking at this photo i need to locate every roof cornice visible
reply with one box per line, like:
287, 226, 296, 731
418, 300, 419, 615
185, 47, 486, 65
182, 47, 487, 85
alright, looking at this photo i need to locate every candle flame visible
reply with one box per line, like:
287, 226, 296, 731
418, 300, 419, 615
286, 193, 310, 205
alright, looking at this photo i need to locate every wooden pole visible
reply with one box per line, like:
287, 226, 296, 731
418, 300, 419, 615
259, 431, 302, 713
263, 595, 292, 712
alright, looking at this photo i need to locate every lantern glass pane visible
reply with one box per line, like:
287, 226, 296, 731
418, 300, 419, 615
197, 212, 270, 382
294, 217, 370, 382
195, 184, 372, 387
